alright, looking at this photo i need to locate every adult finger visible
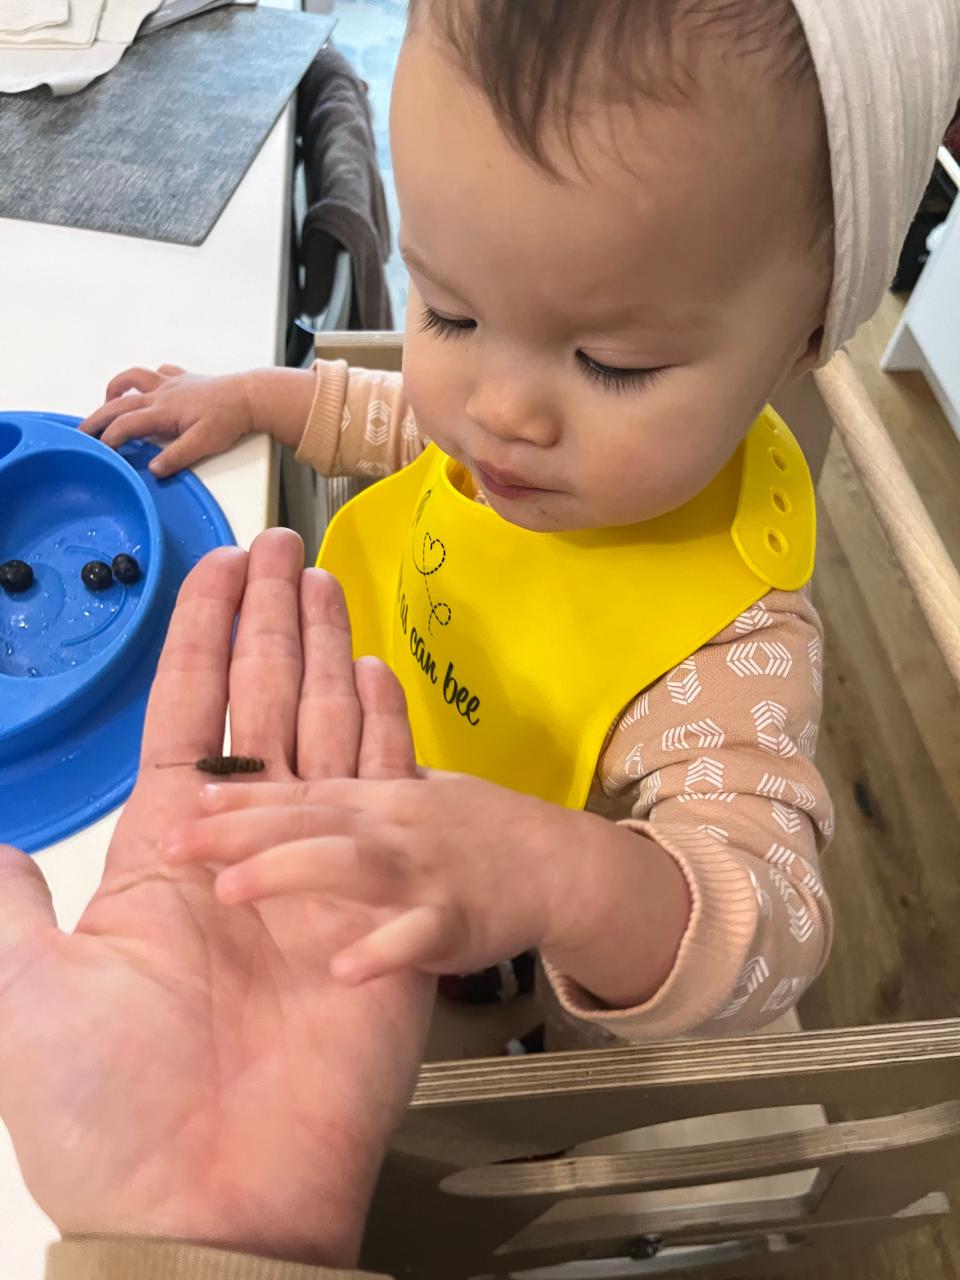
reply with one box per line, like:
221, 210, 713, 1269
0, 847, 57, 974
228, 528, 306, 776
105, 366, 165, 401
296, 569, 362, 780
164, 804, 357, 865
139, 545, 249, 766
215, 836, 404, 908
330, 905, 456, 985
100, 407, 170, 450
157, 363, 186, 376
355, 657, 417, 780
79, 393, 151, 437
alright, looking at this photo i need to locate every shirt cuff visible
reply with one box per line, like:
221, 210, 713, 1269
47, 1238, 390, 1280
543, 820, 760, 1040
295, 359, 350, 475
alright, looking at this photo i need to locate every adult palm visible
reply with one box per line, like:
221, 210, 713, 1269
0, 530, 433, 1266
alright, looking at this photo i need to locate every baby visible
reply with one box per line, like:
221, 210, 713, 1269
82, 0, 957, 1042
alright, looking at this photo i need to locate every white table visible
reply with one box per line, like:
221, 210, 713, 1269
0, 4, 300, 1273
883, 147, 960, 442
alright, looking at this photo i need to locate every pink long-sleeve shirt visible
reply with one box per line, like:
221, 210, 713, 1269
296, 360, 835, 1040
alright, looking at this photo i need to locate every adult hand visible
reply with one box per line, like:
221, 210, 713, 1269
0, 529, 433, 1267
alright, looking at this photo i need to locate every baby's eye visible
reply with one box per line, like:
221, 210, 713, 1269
577, 352, 666, 394
419, 305, 476, 339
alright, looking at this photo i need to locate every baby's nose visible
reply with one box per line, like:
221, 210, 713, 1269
465, 381, 561, 448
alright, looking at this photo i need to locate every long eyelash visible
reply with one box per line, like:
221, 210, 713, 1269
578, 354, 666, 394
418, 306, 476, 340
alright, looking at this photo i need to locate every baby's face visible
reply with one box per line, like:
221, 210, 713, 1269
392, 28, 831, 532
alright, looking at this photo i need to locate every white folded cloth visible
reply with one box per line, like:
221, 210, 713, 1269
0, 0, 161, 92
0, 0, 68, 34
792, 0, 960, 360
0, 1, 106, 49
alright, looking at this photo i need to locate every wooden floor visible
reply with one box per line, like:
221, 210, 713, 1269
795, 294, 960, 1280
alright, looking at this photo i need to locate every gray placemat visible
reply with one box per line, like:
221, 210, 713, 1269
0, 6, 332, 244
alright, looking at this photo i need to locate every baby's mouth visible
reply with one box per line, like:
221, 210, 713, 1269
472, 460, 553, 501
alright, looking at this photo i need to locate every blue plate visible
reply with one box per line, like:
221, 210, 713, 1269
0, 412, 234, 852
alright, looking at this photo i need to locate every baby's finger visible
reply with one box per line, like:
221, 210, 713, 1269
199, 780, 321, 811
79, 393, 151, 437
157, 363, 186, 376
100, 407, 171, 451
105, 366, 165, 401
164, 803, 355, 865
148, 431, 214, 478
330, 905, 456, 985
198, 777, 400, 818
214, 836, 404, 907
355, 657, 417, 780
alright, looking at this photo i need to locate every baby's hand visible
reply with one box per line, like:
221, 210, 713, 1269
80, 364, 257, 477
162, 773, 583, 985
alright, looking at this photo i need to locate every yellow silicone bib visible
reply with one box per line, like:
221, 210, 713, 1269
319, 408, 814, 808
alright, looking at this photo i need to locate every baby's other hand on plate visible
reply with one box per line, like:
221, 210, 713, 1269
80, 364, 258, 478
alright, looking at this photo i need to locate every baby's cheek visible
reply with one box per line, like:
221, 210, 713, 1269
402, 331, 465, 445
584, 390, 733, 523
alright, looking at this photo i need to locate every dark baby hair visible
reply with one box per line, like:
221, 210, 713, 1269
407, 0, 832, 236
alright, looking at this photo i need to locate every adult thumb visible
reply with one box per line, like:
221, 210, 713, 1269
0, 846, 57, 967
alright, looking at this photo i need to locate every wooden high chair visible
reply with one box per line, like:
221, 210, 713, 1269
288, 334, 960, 1279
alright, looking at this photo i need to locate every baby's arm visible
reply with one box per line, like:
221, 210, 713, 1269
296, 359, 426, 478
543, 588, 833, 1040
80, 359, 424, 480
160, 595, 829, 1035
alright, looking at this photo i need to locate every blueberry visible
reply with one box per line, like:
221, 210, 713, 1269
0, 559, 33, 594
112, 553, 141, 585
81, 560, 114, 592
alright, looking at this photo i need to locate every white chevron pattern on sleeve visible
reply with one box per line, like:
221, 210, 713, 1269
726, 640, 793, 678
622, 744, 644, 778
636, 770, 662, 808
765, 844, 825, 899
791, 781, 818, 812
339, 404, 352, 434
401, 410, 419, 440
771, 800, 803, 834
666, 658, 702, 705
757, 772, 790, 799
661, 719, 726, 751
685, 757, 724, 790
364, 400, 390, 447
356, 459, 393, 477
770, 867, 816, 943
713, 955, 770, 1020
733, 601, 774, 634
619, 691, 650, 728
762, 976, 807, 1014
798, 721, 819, 757
808, 635, 824, 697
678, 757, 737, 803
752, 701, 798, 757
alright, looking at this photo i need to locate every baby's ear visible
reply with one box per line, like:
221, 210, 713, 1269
786, 326, 825, 381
